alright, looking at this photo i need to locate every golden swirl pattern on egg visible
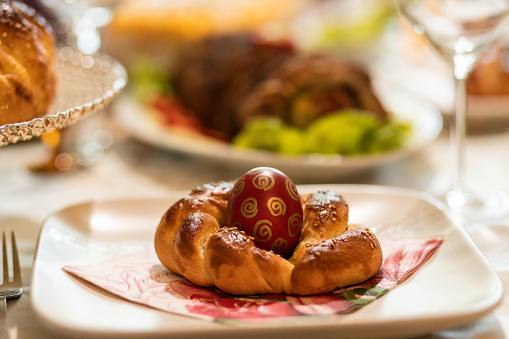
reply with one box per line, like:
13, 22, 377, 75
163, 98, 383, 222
247, 168, 264, 175
267, 197, 286, 216
271, 238, 288, 253
252, 173, 275, 191
288, 213, 302, 237
240, 197, 258, 218
231, 220, 243, 230
231, 178, 245, 197
253, 220, 272, 242
286, 178, 300, 201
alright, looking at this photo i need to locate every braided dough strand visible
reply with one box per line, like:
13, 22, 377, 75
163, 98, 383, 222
291, 224, 383, 295
205, 227, 294, 295
154, 182, 233, 285
289, 190, 349, 264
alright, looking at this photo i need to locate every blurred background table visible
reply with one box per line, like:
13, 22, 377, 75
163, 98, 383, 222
1, 113, 509, 338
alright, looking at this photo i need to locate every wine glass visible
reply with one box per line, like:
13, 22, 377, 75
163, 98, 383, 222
397, 0, 509, 223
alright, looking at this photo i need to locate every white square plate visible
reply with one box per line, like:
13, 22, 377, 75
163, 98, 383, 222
31, 184, 503, 338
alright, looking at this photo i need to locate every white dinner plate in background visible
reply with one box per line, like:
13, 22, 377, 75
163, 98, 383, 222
113, 84, 443, 182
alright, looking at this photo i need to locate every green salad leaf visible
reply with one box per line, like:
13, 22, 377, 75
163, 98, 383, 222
232, 117, 282, 152
232, 109, 411, 156
305, 111, 380, 154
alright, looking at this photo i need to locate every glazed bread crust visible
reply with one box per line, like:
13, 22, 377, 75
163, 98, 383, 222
0, 1, 56, 125
154, 182, 383, 295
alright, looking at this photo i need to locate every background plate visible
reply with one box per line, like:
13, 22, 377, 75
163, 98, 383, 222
113, 84, 443, 182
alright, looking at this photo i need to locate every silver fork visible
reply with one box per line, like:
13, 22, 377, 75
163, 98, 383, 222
0, 232, 22, 339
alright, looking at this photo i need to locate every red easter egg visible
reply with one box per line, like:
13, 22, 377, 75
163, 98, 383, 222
227, 167, 303, 257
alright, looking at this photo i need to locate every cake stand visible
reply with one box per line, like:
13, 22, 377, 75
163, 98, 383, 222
0, 47, 127, 147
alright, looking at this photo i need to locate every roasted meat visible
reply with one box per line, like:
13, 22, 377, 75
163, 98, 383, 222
173, 32, 295, 138
172, 32, 387, 139
237, 54, 388, 129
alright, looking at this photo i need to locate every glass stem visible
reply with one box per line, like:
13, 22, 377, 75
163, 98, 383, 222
451, 57, 471, 194
451, 75, 467, 193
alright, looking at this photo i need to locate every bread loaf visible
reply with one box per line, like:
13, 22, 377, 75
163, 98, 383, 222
154, 182, 383, 295
0, 0, 56, 125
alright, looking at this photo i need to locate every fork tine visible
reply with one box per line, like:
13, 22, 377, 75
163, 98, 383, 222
11, 232, 20, 285
2, 232, 7, 283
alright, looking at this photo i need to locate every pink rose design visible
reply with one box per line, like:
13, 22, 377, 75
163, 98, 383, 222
168, 280, 299, 319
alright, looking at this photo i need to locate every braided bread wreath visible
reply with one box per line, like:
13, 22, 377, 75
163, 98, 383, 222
155, 169, 383, 296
